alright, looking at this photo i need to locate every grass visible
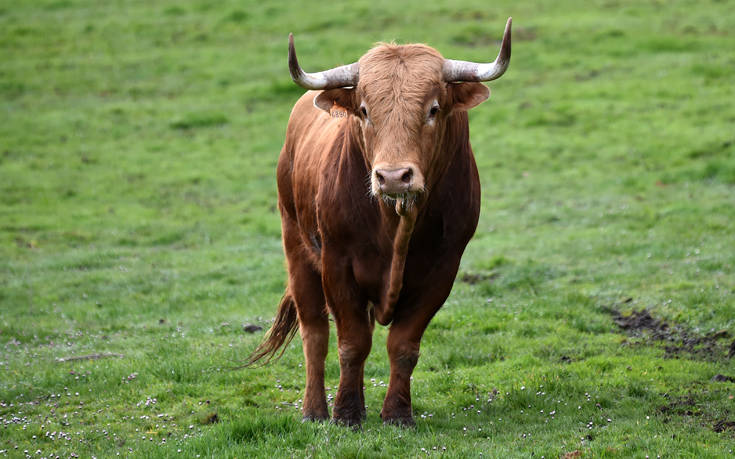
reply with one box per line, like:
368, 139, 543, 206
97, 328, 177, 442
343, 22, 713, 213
1, 0, 734, 457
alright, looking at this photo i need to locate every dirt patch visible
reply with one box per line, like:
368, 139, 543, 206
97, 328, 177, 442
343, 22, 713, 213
243, 324, 263, 333
713, 419, 735, 433
609, 307, 732, 361
659, 394, 735, 435
459, 271, 499, 285
200, 412, 219, 424
658, 395, 700, 417
711, 374, 735, 383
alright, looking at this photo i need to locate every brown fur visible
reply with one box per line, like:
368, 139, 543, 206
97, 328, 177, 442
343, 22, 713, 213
249, 41, 493, 426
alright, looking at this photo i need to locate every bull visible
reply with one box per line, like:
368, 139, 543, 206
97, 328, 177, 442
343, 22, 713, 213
249, 18, 512, 426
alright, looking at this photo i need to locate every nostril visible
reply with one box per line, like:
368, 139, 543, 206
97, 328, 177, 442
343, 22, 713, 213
376, 171, 385, 185
401, 169, 413, 184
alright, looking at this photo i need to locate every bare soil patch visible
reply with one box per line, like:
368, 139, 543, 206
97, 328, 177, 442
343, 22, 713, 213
658, 394, 700, 417
658, 394, 735, 435
609, 307, 732, 361
713, 419, 735, 433
611, 307, 735, 435
459, 271, 499, 285
711, 374, 735, 383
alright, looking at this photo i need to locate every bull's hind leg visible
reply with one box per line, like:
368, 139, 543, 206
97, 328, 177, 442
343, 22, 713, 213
291, 264, 329, 421
283, 228, 329, 421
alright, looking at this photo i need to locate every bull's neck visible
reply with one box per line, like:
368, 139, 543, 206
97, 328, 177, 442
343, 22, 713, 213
427, 110, 472, 198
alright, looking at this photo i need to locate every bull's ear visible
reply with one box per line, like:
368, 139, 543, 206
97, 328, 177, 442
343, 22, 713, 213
449, 82, 490, 112
314, 88, 357, 113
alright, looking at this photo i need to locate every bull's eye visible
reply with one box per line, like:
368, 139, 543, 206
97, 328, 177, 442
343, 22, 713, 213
428, 103, 440, 120
360, 105, 368, 118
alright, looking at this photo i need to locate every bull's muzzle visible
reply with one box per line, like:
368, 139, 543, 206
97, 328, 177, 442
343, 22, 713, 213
372, 165, 425, 198
375, 167, 412, 194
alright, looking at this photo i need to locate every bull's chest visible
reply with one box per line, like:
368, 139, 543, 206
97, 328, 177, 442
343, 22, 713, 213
349, 222, 445, 305
350, 243, 391, 304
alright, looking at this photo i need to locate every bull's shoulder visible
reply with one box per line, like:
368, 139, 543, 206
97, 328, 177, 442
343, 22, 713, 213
289, 91, 321, 119
284, 91, 350, 160
285, 91, 331, 137
279, 91, 358, 243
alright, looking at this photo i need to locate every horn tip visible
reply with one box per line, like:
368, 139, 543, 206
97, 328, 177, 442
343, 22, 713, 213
502, 17, 512, 58
288, 33, 302, 84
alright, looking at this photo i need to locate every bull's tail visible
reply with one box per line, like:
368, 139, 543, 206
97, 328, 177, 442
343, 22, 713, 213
246, 293, 299, 366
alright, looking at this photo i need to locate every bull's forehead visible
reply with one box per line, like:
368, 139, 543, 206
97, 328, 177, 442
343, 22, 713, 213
357, 44, 444, 116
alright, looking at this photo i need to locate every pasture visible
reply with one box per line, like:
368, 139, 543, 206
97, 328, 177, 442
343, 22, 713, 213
1, 0, 734, 457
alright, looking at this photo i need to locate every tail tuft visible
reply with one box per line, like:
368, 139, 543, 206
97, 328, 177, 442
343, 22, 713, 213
246, 294, 298, 367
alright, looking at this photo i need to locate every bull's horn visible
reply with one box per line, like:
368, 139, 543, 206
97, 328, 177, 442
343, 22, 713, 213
288, 33, 359, 89
442, 17, 512, 83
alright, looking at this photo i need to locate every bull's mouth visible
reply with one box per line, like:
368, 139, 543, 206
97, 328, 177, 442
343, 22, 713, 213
381, 191, 415, 200
378, 191, 421, 209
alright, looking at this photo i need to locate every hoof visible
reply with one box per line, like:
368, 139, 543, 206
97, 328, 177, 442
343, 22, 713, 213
302, 414, 329, 423
332, 401, 365, 428
332, 415, 363, 429
382, 415, 415, 427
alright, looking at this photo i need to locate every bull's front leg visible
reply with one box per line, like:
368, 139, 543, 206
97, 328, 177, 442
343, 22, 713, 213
322, 252, 373, 426
381, 323, 420, 426
380, 255, 461, 426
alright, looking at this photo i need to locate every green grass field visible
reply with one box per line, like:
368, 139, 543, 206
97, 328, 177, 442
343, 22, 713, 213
2, 0, 734, 457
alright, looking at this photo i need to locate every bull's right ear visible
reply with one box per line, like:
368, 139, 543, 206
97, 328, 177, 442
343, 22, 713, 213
314, 88, 357, 113
448, 82, 490, 112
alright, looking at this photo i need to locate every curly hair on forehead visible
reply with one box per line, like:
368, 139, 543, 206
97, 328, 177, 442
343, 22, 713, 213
356, 43, 445, 122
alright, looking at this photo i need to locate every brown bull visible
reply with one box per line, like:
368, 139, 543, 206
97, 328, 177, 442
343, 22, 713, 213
249, 18, 512, 426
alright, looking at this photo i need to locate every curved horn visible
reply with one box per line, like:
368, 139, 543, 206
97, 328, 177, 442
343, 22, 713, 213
288, 33, 359, 89
443, 17, 512, 83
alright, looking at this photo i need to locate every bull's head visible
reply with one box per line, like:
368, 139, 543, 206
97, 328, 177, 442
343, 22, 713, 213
288, 18, 511, 207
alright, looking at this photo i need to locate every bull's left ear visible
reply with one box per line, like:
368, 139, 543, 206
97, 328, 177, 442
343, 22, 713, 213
449, 82, 490, 112
314, 88, 357, 113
